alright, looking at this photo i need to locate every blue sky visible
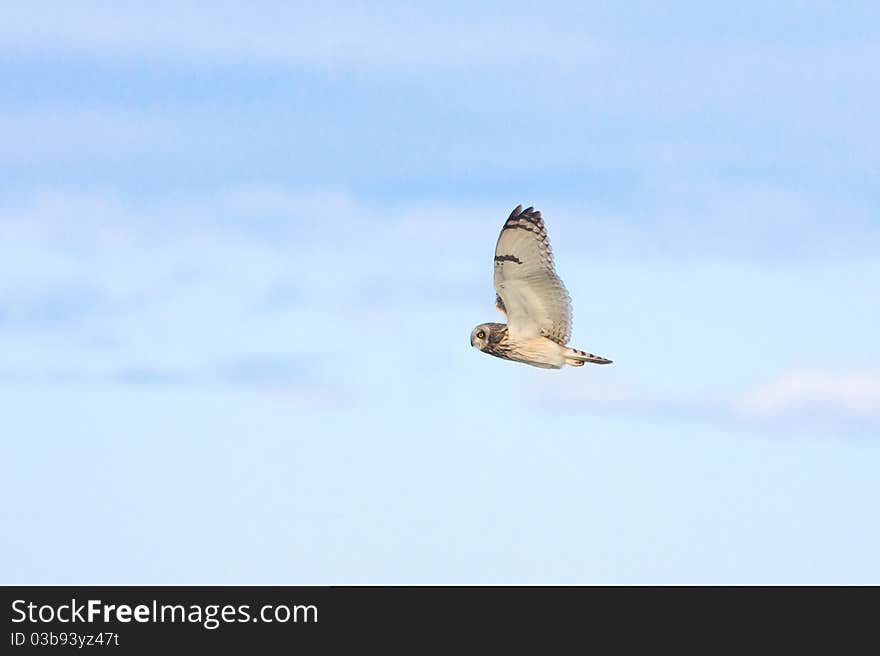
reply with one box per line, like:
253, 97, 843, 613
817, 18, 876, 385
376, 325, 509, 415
2, 2, 879, 583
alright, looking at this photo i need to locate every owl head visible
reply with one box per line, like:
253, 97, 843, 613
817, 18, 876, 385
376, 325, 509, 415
470, 324, 492, 350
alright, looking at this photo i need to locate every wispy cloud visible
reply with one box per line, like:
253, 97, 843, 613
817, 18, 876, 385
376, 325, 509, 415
0, 355, 351, 405
734, 370, 880, 419
3, 4, 878, 74
0, 187, 356, 247
533, 368, 880, 437
2, 187, 878, 439
0, 284, 105, 328
0, 106, 176, 165
2, 184, 877, 261
0, 3, 594, 72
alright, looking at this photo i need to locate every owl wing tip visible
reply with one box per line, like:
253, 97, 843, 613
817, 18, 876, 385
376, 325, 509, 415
508, 204, 542, 222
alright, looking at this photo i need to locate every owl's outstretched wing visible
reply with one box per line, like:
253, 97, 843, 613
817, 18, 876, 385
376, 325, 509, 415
493, 205, 572, 345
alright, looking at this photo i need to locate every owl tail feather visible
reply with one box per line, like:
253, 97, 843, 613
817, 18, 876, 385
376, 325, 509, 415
564, 347, 613, 367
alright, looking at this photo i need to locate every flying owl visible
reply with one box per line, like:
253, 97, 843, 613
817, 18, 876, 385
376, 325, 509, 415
470, 205, 612, 369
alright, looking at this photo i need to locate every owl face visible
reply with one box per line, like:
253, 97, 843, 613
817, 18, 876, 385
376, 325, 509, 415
470, 324, 491, 350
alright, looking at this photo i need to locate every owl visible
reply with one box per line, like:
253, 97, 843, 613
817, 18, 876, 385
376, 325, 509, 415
470, 205, 612, 369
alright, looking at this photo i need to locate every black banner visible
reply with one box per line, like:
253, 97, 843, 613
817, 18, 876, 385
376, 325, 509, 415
0, 585, 856, 651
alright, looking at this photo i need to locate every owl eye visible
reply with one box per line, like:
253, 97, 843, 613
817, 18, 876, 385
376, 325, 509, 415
477, 330, 486, 339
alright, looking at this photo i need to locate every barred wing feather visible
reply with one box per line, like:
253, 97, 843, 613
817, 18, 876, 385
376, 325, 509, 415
492, 205, 572, 345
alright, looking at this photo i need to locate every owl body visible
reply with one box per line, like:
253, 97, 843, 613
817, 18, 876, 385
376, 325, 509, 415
470, 324, 566, 369
469, 205, 612, 370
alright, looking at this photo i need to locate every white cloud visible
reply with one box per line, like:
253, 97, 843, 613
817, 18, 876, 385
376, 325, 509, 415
0, 187, 495, 384
532, 368, 880, 436
3, 181, 876, 262
2, 3, 877, 96
0, 3, 593, 72
0, 106, 175, 159
734, 370, 880, 419
0, 187, 501, 262
2, 186, 878, 439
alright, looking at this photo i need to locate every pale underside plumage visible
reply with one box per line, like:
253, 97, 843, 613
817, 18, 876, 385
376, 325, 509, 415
493, 205, 572, 345
471, 204, 612, 369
